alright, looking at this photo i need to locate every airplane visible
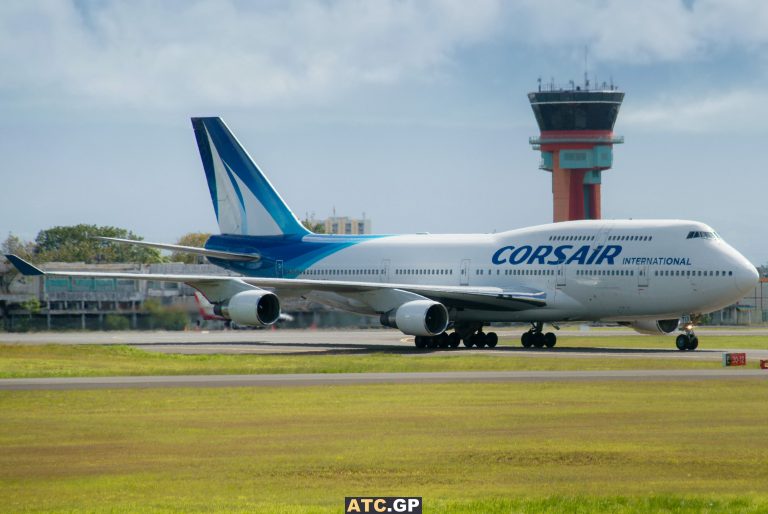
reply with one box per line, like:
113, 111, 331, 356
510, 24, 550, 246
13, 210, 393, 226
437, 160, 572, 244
6, 117, 759, 351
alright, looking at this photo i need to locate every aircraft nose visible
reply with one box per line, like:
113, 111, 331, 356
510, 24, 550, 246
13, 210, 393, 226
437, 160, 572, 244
733, 259, 759, 296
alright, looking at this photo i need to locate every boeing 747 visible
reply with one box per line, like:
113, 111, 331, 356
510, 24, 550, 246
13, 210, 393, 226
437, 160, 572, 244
6, 118, 758, 350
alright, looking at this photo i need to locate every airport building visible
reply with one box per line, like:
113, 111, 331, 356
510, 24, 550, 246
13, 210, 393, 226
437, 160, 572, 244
0, 261, 376, 331
315, 215, 371, 235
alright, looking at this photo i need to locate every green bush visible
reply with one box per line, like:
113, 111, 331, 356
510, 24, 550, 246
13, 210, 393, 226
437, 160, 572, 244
143, 299, 188, 331
152, 310, 188, 331
104, 314, 130, 331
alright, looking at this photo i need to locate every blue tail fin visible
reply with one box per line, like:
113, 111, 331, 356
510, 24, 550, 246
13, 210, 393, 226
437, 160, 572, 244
191, 117, 309, 237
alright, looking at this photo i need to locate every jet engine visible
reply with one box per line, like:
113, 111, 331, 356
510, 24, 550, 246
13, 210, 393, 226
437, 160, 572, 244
621, 319, 679, 336
214, 290, 281, 327
380, 300, 449, 336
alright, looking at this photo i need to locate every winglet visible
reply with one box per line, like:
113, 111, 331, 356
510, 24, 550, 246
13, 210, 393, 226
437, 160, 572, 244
4, 255, 45, 276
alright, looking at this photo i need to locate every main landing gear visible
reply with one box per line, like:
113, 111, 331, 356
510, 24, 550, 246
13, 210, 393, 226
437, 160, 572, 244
675, 321, 699, 351
520, 322, 557, 349
413, 323, 498, 350
414, 332, 462, 349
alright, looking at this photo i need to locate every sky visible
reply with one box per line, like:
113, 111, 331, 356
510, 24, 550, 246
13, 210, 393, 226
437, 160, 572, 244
1, 0, 767, 265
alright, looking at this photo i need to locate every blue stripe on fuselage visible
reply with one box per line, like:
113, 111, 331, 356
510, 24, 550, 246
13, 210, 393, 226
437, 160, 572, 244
205, 233, 392, 277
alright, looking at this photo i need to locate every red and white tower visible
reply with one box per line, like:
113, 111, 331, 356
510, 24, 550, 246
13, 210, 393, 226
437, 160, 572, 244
529, 82, 624, 222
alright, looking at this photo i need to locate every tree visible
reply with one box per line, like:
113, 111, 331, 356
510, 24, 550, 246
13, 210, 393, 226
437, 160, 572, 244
301, 218, 325, 234
34, 224, 164, 264
0, 233, 36, 293
170, 232, 211, 263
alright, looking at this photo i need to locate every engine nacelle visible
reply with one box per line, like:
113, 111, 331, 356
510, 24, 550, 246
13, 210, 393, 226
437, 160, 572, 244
622, 319, 679, 336
214, 290, 281, 327
380, 300, 449, 336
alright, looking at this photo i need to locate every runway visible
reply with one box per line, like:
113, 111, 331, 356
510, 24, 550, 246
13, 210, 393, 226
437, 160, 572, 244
1, 328, 767, 362
2, 369, 766, 391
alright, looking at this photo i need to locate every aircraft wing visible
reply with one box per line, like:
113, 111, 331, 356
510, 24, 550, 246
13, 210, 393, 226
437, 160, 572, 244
4, 254, 545, 313
95, 237, 260, 262
236, 276, 545, 312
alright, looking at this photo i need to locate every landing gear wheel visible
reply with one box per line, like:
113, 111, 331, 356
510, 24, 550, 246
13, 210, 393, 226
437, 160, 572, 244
687, 336, 699, 351
448, 332, 461, 348
414, 336, 427, 349
436, 332, 450, 349
474, 332, 487, 348
532, 332, 545, 348
521, 331, 533, 348
463, 337, 474, 348
486, 332, 498, 348
676, 334, 690, 351
544, 332, 557, 348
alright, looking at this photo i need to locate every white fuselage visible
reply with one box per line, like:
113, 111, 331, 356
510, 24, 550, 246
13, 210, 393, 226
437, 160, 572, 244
288, 219, 757, 323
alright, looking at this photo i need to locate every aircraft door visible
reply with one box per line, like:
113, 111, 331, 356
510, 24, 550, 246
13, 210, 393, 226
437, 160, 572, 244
380, 259, 391, 283
556, 264, 566, 287
637, 265, 649, 288
460, 259, 470, 286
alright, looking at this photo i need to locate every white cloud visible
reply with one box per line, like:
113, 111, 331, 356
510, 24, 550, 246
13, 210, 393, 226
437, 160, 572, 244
509, 0, 768, 64
0, 0, 502, 108
2, 0, 768, 109
621, 88, 768, 133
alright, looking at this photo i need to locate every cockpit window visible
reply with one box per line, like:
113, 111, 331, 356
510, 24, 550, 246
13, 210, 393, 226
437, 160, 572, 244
686, 231, 720, 240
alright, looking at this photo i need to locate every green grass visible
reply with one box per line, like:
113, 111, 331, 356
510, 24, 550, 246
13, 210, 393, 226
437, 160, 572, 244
0, 341, 761, 379
2, 381, 768, 512
531, 334, 768, 350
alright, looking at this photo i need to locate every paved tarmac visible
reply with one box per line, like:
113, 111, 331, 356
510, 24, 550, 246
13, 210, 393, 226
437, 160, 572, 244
2, 369, 766, 391
1, 328, 767, 361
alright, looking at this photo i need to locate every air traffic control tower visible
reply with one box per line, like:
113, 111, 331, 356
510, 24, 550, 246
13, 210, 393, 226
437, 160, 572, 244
528, 81, 624, 222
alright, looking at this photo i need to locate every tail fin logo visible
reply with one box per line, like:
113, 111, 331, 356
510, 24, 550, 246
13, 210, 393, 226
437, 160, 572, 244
192, 117, 309, 237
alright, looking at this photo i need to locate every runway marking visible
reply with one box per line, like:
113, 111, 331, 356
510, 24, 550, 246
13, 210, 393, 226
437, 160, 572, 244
1, 369, 765, 390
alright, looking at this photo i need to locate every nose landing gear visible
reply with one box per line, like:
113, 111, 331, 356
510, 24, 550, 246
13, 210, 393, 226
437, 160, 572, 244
675, 319, 699, 351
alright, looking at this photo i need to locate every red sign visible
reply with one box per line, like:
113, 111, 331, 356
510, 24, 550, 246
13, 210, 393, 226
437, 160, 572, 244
760, 360, 768, 370
723, 353, 746, 367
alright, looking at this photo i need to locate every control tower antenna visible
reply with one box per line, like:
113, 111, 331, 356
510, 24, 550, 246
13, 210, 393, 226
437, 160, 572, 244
584, 45, 589, 89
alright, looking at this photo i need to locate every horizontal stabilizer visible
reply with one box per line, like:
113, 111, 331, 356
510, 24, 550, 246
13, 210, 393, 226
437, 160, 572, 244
95, 237, 260, 262
4, 255, 45, 276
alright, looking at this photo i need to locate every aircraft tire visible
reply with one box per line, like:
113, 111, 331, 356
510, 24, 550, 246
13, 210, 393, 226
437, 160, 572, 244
437, 332, 450, 348
448, 332, 461, 348
687, 336, 699, 351
414, 336, 427, 349
474, 332, 487, 348
676, 334, 690, 351
463, 337, 474, 348
486, 332, 498, 348
532, 332, 545, 348
544, 332, 557, 348
521, 332, 533, 348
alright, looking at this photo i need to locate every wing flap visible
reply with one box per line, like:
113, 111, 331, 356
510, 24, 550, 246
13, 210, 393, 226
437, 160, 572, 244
237, 276, 546, 311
